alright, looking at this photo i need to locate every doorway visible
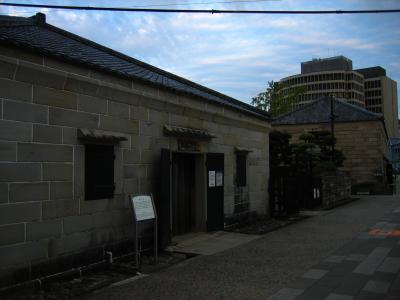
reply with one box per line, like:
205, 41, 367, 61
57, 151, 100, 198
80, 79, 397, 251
171, 153, 206, 236
206, 153, 224, 231
159, 149, 224, 248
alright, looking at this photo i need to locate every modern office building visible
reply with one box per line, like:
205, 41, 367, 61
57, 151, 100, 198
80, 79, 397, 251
279, 56, 399, 138
279, 56, 365, 108
356, 66, 398, 138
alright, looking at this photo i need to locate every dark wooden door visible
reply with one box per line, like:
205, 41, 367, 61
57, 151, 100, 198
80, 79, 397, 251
206, 153, 224, 231
172, 153, 195, 235
159, 149, 172, 249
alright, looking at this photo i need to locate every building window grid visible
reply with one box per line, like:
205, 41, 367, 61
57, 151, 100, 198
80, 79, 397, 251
281, 70, 371, 107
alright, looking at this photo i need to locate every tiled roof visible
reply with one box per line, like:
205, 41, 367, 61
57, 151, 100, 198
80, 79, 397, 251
390, 138, 400, 146
0, 13, 270, 121
273, 96, 382, 125
163, 125, 215, 139
77, 128, 128, 143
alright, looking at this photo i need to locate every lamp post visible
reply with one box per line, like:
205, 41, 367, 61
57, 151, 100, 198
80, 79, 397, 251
330, 95, 335, 162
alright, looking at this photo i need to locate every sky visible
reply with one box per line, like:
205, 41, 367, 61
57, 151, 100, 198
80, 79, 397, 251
1, 0, 400, 112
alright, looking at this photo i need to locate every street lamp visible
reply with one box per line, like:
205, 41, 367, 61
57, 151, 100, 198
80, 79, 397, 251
330, 95, 336, 162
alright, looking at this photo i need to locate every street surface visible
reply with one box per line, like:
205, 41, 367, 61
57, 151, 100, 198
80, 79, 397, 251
79, 195, 399, 300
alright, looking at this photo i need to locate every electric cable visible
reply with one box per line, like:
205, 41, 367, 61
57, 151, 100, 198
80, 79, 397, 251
0, 2, 399, 14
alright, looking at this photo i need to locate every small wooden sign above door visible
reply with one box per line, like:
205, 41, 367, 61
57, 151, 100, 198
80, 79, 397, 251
178, 139, 201, 152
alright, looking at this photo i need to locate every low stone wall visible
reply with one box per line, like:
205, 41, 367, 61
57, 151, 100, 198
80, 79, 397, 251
321, 171, 352, 209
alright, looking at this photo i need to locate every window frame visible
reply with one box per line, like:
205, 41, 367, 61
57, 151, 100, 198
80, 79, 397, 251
84, 144, 115, 200
235, 153, 247, 187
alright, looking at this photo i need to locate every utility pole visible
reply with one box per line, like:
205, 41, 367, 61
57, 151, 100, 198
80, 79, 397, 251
330, 95, 335, 162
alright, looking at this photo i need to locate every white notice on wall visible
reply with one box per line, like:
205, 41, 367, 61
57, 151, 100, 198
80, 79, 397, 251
209, 171, 216, 187
130, 195, 155, 221
216, 171, 223, 187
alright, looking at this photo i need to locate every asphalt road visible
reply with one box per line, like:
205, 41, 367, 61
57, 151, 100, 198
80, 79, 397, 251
78, 195, 399, 300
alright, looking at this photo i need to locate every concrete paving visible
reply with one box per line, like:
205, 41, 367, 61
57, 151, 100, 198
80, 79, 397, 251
78, 194, 399, 300
267, 205, 400, 300
166, 231, 261, 255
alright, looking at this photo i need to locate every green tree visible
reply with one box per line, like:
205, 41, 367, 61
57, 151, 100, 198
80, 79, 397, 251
270, 130, 346, 175
296, 131, 345, 174
251, 80, 306, 117
269, 130, 292, 169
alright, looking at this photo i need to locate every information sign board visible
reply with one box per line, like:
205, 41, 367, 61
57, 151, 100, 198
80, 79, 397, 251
216, 171, 223, 187
209, 171, 216, 187
130, 195, 155, 221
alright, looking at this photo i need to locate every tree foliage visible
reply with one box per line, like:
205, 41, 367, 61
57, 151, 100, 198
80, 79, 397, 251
270, 131, 292, 169
269, 130, 345, 175
252, 80, 306, 117
297, 131, 345, 171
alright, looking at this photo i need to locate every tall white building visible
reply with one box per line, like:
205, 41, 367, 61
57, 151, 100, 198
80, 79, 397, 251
356, 67, 398, 138
280, 56, 365, 108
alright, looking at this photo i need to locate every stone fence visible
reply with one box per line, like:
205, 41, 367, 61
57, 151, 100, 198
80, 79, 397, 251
321, 170, 352, 209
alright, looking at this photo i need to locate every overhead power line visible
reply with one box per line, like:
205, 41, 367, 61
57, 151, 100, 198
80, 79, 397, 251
0, 2, 399, 14
124, 0, 281, 8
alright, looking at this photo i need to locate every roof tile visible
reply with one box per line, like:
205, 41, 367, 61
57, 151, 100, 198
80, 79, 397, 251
273, 96, 382, 125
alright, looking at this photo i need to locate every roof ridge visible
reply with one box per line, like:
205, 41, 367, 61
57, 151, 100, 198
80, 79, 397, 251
273, 96, 329, 121
0, 14, 34, 26
273, 96, 382, 125
336, 98, 382, 118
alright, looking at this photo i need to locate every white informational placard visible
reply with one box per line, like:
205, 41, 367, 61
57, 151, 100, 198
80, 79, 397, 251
130, 195, 155, 221
216, 171, 223, 187
209, 171, 216, 187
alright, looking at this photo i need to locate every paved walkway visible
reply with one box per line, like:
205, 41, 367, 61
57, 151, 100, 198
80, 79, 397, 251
267, 206, 400, 300
79, 195, 399, 300
166, 231, 260, 255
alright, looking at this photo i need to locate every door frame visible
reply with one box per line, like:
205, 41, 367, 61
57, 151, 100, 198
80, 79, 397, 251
170, 151, 207, 236
160, 150, 225, 246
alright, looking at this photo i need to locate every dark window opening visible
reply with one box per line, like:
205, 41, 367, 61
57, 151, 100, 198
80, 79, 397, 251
85, 144, 115, 200
236, 154, 247, 187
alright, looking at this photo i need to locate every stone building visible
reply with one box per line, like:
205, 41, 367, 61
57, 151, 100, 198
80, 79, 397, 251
0, 13, 271, 286
273, 97, 389, 193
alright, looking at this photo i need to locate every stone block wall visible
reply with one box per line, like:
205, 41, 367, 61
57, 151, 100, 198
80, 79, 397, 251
274, 121, 388, 187
0, 45, 270, 286
321, 171, 351, 209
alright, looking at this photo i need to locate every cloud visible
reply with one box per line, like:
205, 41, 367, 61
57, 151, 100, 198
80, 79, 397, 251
1, 0, 399, 109
291, 34, 379, 51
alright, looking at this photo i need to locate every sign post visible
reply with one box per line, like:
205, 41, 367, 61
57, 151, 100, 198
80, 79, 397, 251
129, 195, 158, 268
